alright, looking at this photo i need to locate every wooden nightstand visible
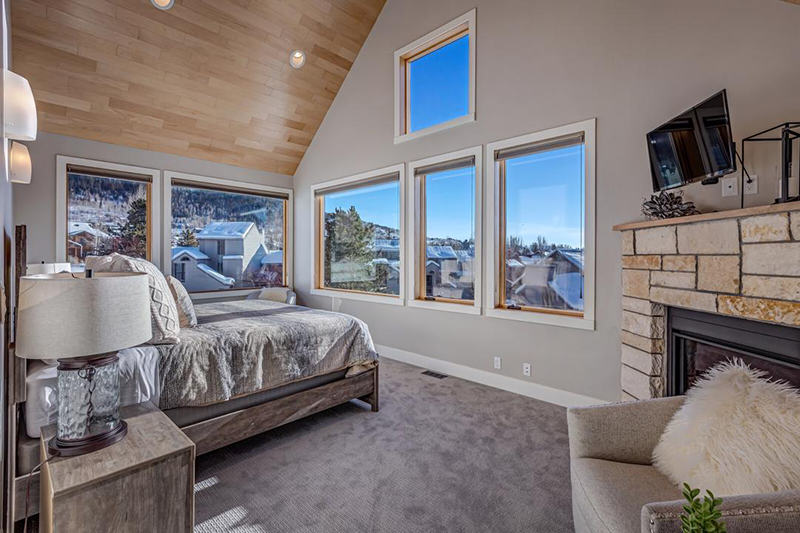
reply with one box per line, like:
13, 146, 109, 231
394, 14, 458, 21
39, 402, 195, 533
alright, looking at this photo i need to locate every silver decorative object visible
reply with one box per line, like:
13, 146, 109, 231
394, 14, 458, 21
642, 190, 700, 220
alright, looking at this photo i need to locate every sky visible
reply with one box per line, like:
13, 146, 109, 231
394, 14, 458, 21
324, 35, 584, 250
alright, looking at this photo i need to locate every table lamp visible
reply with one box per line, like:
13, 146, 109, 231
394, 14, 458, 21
16, 271, 152, 456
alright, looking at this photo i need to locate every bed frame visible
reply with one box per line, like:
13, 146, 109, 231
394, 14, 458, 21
7, 225, 380, 523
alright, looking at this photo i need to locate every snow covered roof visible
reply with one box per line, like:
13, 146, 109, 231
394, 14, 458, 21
453, 250, 474, 261
197, 222, 254, 240
222, 255, 244, 260
506, 259, 524, 269
372, 239, 400, 252
548, 249, 584, 271
260, 250, 283, 265
68, 221, 109, 238
549, 272, 584, 310
197, 263, 235, 286
172, 247, 209, 261
426, 246, 457, 260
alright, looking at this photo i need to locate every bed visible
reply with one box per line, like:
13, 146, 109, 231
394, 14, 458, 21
13, 296, 379, 520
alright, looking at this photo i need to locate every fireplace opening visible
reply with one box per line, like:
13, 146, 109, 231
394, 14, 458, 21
667, 307, 800, 396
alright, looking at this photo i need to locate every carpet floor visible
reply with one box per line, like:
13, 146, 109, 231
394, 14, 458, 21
193, 358, 574, 533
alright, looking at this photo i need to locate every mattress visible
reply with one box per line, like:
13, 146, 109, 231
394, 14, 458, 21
24, 346, 160, 439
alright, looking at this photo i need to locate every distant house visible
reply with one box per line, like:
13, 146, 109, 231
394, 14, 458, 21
68, 221, 110, 263
425, 245, 475, 299
508, 248, 584, 311
172, 221, 278, 292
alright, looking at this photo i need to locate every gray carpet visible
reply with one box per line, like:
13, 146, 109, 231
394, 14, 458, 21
193, 358, 574, 533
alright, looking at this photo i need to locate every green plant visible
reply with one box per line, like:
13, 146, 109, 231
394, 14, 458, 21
681, 483, 727, 533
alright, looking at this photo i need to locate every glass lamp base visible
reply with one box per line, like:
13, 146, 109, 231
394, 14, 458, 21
51, 353, 126, 457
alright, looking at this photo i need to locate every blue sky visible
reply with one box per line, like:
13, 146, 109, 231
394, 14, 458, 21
409, 34, 469, 132
425, 167, 474, 241
325, 181, 400, 229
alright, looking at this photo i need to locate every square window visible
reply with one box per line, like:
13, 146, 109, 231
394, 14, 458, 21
169, 180, 288, 293
407, 33, 470, 133
64, 166, 153, 268
395, 10, 475, 142
312, 165, 405, 304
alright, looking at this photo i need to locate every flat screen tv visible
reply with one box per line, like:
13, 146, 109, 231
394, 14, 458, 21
647, 90, 735, 192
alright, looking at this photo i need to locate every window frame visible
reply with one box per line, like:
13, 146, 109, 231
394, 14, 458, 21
406, 146, 482, 315
56, 155, 162, 267
485, 119, 596, 330
163, 171, 293, 301
393, 9, 476, 144
310, 164, 406, 306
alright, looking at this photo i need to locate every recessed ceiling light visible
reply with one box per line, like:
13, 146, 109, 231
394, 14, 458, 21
151, 0, 175, 10
289, 50, 306, 69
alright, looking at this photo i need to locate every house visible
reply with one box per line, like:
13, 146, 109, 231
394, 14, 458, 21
67, 221, 109, 263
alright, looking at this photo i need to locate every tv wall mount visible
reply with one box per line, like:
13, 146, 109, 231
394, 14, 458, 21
741, 122, 800, 204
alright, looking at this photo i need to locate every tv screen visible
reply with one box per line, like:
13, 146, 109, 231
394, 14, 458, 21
647, 90, 735, 192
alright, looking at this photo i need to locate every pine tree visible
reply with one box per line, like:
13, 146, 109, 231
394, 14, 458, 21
177, 227, 199, 247
109, 198, 148, 258
323, 207, 377, 291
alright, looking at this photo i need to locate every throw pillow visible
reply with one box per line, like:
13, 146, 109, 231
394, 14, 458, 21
86, 254, 181, 344
166, 276, 197, 328
653, 360, 800, 496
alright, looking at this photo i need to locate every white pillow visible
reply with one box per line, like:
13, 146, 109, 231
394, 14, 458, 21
86, 254, 181, 344
166, 276, 197, 328
250, 287, 291, 303
653, 360, 800, 496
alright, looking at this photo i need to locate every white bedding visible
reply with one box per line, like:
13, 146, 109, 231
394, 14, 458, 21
24, 346, 161, 438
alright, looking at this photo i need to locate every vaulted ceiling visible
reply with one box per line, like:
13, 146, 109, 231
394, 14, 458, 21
11, 0, 386, 175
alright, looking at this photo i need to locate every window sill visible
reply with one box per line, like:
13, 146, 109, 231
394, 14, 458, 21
394, 113, 475, 145
485, 307, 595, 331
310, 288, 405, 306
407, 298, 481, 315
190, 288, 259, 301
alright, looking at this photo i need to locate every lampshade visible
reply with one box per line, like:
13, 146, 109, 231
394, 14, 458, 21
10, 141, 32, 184
16, 272, 152, 360
3, 70, 37, 141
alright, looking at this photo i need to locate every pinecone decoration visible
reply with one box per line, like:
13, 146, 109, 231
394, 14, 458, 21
641, 191, 700, 220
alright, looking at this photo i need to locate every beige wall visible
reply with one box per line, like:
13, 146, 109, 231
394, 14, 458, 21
13, 131, 293, 264
293, 0, 800, 401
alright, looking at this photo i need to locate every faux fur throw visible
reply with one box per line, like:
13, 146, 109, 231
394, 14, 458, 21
653, 361, 800, 497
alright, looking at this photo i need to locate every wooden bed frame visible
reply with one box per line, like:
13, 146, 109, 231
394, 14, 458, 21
8, 225, 380, 523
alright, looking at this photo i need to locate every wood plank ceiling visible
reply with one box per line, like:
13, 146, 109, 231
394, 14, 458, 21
11, 0, 386, 175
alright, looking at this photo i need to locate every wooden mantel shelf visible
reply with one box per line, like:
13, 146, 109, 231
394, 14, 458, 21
612, 200, 800, 231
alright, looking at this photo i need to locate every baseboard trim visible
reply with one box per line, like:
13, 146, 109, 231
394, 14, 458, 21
376, 344, 607, 408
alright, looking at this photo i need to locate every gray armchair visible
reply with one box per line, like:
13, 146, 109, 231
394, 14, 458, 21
568, 397, 800, 533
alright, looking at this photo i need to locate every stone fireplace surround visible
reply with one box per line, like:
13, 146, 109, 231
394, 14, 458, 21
614, 201, 800, 401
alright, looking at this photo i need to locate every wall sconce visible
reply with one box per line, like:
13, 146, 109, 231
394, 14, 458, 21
10, 141, 32, 184
3, 70, 37, 141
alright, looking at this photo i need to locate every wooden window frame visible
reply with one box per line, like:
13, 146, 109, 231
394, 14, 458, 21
406, 146, 482, 315
310, 164, 406, 306
394, 9, 476, 145
485, 119, 597, 331
162, 171, 293, 301
56, 156, 161, 268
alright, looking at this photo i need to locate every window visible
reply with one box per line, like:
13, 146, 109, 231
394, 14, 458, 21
486, 120, 596, 330
56, 156, 161, 269
394, 9, 476, 143
408, 146, 482, 314
164, 172, 292, 295
311, 165, 405, 305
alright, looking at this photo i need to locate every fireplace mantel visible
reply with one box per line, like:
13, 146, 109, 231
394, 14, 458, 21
614, 202, 800, 401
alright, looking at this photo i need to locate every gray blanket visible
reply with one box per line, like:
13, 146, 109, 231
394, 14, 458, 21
156, 300, 378, 410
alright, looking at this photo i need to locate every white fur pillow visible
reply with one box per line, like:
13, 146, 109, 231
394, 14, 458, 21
653, 360, 800, 496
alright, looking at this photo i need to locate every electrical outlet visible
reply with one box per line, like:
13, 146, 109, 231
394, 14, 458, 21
523, 363, 531, 377
721, 177, 738, 197
493, 356, 502, 370
744, 174, 758, 195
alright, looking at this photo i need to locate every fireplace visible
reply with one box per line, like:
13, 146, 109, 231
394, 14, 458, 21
667, 307, 800, 396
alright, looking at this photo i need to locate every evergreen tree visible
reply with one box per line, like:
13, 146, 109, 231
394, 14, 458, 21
324, 207, 379, 291
110, 198, 148, 258
177, 227, 199, 247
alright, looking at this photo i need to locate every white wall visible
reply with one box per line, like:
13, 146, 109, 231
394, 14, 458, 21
14, 131, 293, 263
293, 0, 800, 402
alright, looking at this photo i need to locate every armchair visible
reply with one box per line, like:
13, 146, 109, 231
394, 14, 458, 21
568, 397, 800, 533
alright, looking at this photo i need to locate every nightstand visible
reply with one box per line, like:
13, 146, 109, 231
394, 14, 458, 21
39, 401, 195, 533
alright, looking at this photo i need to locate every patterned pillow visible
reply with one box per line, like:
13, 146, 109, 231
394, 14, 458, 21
166, 276, 197, 328
86, 254, 181, 344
